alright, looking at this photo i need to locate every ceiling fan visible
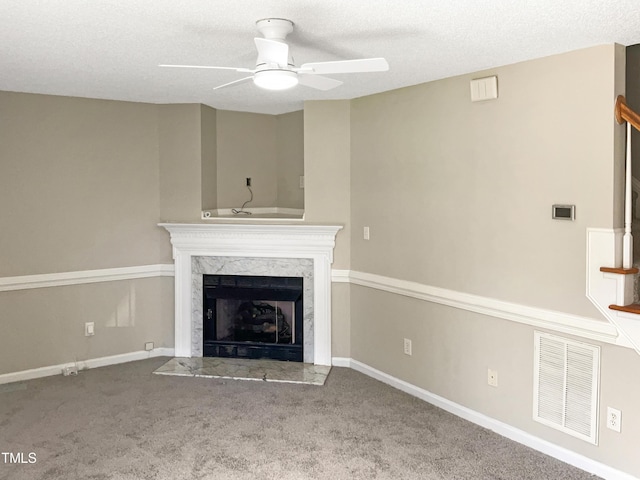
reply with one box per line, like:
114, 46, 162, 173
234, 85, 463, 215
159, 18, 389, 91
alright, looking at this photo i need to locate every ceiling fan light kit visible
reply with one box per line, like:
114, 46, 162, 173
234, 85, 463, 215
253, 70, 299, 90
160, 18, 389, 92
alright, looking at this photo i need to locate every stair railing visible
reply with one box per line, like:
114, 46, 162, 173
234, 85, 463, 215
615, 96, 640, 268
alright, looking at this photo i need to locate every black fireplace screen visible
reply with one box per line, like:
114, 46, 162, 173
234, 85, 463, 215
203, 275, 303, 361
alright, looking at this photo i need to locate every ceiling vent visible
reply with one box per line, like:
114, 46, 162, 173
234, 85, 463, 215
533, 332, 600, 444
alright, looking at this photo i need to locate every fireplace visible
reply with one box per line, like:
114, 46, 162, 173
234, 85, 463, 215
159, 223, 342, 366
203, 274, 303, 361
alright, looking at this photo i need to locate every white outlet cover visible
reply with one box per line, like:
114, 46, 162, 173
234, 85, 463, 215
607, 406, 622, 432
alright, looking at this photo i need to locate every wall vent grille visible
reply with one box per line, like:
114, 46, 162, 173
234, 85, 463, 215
533, 331, 599, 444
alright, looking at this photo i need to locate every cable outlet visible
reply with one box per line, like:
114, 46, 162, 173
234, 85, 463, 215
246, 177, 251, 187
403, 338, 412, 356
487, 368, 498, 387
145, 342, 154, 351
607, 407, 622, 432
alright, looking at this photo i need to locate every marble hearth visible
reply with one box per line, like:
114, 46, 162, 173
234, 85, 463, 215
160, 223, 342, 366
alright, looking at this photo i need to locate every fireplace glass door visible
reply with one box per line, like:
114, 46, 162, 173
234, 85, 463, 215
203, 275, 303, 361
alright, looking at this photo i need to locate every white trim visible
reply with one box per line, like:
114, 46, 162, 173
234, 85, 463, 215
202, 207, 304, 219
336, 269, 621, 346
331, 357, 352, 367
331, 269, 350, 283
0, 348, 175, 385
0, 264, 175, 292
349, 359, 636, 480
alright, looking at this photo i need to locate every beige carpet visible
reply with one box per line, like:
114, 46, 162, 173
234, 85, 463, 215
0, 357, 598, 480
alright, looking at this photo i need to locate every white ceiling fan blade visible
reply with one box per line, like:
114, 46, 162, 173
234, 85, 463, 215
254, 37, 289, 66
299, 58, 389, 75
213, 76, 254, 90
297, 74, 343, 91
159, 64, 254, 73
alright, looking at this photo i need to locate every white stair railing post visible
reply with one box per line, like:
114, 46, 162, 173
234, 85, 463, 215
623, 121, 633, 268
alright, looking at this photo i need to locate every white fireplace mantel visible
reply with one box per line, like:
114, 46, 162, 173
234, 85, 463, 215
159, 223, 343, 366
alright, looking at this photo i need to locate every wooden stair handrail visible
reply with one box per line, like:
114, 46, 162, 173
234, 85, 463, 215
615, 95, 640, 131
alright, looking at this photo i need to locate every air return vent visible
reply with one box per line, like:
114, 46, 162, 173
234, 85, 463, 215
533, 332, 600, 444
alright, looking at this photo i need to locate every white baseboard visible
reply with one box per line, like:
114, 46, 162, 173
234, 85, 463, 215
348, 358, 636, 480
331, 357, 352, 367
0, 348, 175, 385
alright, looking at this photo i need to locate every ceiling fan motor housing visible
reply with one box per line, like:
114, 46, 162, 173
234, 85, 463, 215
255, 18, 294, 40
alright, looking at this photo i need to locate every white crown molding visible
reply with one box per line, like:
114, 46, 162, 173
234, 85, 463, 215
348, 358, 637, 480
333, 269, 622, 346
0, 264, 175, 292
0, 348, 175, 385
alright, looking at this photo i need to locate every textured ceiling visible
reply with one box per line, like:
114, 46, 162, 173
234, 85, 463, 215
1, 0, 640, 115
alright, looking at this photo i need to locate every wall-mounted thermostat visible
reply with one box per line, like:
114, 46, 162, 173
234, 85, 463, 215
552, 204, 575, 221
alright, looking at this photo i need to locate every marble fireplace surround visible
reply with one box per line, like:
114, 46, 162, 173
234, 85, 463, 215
160, 223, 343, 366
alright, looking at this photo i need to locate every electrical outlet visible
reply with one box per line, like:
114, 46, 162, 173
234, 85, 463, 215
487, 368, 498, 387
246, 177, 252, 187
363, 226, 370, 240
403, 338, 412, 356
145, 342, 154, 351
607, 407, 622, 432
299, 175, 304, 189
85, 322, 95, 337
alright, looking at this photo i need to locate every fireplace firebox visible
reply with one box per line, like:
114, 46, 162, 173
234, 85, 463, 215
203, 275, 303, 361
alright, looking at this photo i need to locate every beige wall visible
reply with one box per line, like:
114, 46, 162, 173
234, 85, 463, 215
200, 105, 217, 211
304, 100, 352, 358
0, 91, 170, 276
276, 110, 304, 209
158, 103, 203, 222
0, 92, 174, 374
350, 45, 618, 319
0, 277, 174, 375
216, 110, 278, 209
344, 44, 640, 476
